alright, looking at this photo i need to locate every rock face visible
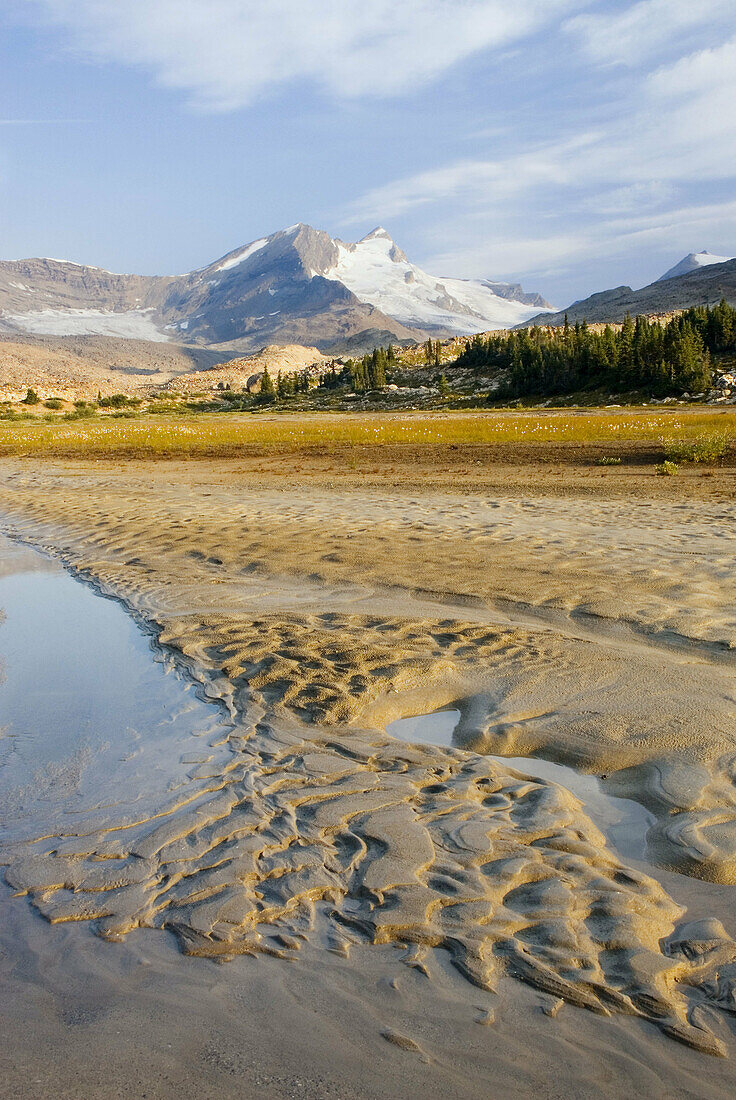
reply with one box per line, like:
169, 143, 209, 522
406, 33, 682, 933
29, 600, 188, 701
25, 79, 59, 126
522, 257, 736, 328
0, 225, 550, 354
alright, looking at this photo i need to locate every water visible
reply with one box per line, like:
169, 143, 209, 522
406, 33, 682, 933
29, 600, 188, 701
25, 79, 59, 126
387, 709, 463, 747
386, 707, 655, 862
1, 536, 734, 1091
0, 537, 655, 864
0, 534, 232, 844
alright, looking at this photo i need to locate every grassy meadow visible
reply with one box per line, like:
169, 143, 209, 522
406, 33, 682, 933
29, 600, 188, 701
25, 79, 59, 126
0, 408, 733, 460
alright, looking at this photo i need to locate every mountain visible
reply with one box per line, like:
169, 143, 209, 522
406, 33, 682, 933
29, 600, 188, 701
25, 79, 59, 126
0, 225, 551, 354
317, 227, 550, 332
522, 256, 736, 328
658, 251, 734, 282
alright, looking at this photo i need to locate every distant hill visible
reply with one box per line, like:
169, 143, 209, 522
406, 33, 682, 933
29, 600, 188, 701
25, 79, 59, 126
522, 257, 736, 328
0, 225, 551, 355
163, 344, 329, 395
0, 334, 229, 401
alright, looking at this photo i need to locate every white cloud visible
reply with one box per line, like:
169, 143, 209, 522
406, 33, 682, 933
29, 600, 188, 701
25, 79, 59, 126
344, 136, 597, 223
345, 20, 736, 286
567, 0, 734, 66
430, 232, 589, 281
423, 197, 736, 290
582, 182, 675, 217
648, 37, 736, 101
23, 0, 580, 110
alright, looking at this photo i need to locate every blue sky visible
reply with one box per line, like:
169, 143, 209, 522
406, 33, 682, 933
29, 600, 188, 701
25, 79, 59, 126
1, 0, 735, 305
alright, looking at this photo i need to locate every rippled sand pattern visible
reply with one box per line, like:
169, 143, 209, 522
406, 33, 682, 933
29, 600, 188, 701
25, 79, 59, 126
6, 713, 735, 1056
1, 461, 736, 1056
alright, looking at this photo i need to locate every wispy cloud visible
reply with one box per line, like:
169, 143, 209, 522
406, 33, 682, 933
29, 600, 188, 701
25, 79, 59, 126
344, 25, 736, 289
23, 0, 582, 110
566, 0, 735, 66
425, 197, 736, 292
10, 0, 736, 300
344, 136, 599, 224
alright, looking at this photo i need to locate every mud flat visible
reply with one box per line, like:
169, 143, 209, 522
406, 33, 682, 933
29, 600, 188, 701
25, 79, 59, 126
1, 453, 736, 1097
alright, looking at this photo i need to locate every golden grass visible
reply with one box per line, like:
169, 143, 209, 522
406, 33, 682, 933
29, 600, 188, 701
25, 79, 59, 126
0, 409, 733, 457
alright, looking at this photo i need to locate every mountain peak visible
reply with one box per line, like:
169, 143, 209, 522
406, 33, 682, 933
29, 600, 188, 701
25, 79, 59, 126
658, 250, 734, 282
361, 226, 393, 242
353, 227, 408, 265
0, 223, 552, 351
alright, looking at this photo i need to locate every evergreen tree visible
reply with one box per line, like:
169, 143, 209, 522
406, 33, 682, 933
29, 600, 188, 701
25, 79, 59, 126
453, 302, 726, 399
258, 366, 276, 402
370, 347, 387, 387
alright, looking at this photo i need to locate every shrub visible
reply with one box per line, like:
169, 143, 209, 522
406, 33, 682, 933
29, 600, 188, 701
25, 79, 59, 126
655, 460, 679, 476
663, 432, 729, 463
43, 398, 64, 409
99, 393, 139, 408
597, 456, 622, 466
64, 402, 98, 420
22, 388, 40, 405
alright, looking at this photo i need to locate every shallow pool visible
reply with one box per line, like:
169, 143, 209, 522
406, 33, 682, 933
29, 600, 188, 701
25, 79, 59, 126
386, 707, 655, 862
0, 534, 232, 844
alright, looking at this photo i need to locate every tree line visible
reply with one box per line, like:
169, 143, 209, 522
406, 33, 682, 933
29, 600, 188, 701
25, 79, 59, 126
455, 300, 736, 398
319, 345, 396, 393
256, 367, 312, 402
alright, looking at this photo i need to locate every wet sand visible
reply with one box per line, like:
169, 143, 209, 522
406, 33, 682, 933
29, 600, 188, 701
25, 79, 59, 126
1, 452, 735, 1096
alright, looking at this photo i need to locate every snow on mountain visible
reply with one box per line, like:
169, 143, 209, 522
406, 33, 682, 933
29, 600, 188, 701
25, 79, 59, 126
214, 238, 268, 273
0, 307, 171, 341
658, 251, 734, 282
324, 227, 551, 333
0, 225, 552, 351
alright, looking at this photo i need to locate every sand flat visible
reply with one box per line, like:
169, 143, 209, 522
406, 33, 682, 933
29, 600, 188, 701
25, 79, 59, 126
1, 453, 736, 1095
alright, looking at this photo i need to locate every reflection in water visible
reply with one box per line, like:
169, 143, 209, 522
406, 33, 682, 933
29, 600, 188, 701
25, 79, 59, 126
0, 535, 232, 844
386, 707, 655, 862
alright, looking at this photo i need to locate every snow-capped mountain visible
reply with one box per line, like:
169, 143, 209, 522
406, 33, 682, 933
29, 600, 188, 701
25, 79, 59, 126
658, 250, 734, 282
323, 227, 549, 333
0, 225, 551, 354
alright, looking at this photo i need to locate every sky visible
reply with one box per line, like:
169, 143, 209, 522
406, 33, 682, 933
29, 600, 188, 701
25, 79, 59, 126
1, 0, 735, 306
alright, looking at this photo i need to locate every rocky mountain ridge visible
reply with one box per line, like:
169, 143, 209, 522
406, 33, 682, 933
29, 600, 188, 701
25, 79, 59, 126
0, 225, 550, 354
522, 256, 736, 328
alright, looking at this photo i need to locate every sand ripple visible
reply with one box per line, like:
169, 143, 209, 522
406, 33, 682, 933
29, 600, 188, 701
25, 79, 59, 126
2, 469, 736, 1055
6, 714, 735, 1055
